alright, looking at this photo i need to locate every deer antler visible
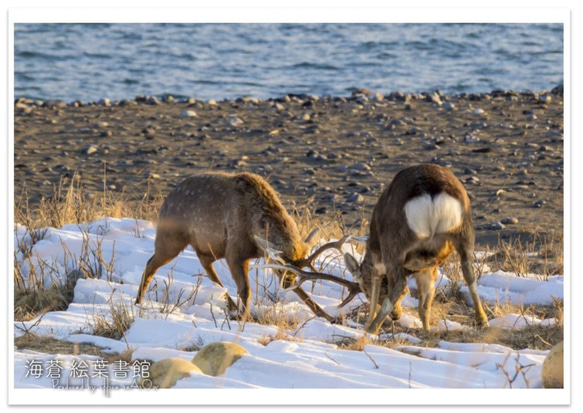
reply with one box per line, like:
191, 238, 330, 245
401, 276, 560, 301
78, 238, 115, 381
293, 235, 353, 271
257, 263, 362, 309
252, 234, 362, 321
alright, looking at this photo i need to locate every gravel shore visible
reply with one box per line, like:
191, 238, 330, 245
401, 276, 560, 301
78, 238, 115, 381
14, 88, 564, 249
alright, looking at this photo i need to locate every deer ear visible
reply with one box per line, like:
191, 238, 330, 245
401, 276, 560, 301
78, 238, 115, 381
304, 227, 320, 248
344, 253, 361, 276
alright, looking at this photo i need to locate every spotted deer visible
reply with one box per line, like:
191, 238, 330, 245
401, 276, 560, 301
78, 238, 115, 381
342, 164, 490, 333
135, 171, 342, 321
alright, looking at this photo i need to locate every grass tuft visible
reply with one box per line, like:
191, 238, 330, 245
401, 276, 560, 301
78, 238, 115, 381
90, 298, 135, 341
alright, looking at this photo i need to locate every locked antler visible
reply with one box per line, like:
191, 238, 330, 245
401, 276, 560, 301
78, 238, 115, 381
261, 263, 362, 309
253, 234, 363, 315
292, 235, 353, 271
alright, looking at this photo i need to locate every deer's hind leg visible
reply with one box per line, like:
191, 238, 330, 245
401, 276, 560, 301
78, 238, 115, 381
136, 228, 188, 305
196, 251, 238, 312
453, 233, 489, 328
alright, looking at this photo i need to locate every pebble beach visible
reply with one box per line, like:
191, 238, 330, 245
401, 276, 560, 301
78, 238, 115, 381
13, 87, 564, 250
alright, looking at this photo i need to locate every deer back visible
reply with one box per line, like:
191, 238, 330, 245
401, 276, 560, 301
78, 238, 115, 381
157, 172, 308, 261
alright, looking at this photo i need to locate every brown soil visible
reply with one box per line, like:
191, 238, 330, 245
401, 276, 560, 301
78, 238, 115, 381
13, 90, 564, 250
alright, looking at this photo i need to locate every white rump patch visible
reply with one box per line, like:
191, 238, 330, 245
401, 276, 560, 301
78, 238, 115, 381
404, 193, 463, 238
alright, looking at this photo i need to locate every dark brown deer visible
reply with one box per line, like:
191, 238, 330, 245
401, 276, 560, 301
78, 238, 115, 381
135, 171, 341, 321
342, 164, 490, 333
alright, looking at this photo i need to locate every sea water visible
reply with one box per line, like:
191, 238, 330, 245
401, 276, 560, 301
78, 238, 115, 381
14, 23, 563, 102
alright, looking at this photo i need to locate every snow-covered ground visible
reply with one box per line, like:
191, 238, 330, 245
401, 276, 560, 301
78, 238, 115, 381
10, 218, 568, 405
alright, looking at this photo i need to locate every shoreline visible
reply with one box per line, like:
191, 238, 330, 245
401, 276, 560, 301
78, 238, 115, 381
14, 85, 564, 108
14, 88, 564, 251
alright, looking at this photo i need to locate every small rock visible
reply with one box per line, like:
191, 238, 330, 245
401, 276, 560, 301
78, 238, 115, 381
355, 95, 368, 104
389, 91, 404, 100
367, 92, 384, 102
226, 117, 244, 127
473, 108, 484, 115
142, 127, 156, 136
145, 96, 161, 105
306, 149, 319, 159
180, 110, 198, 118
349, 162, 371, 172
346, 193, 365, 203
97, 98, 111, 107
428, 92, 442, 105
472, 147, 492, 153
546, 130, 562, 138
84, 144, 99, 155
16, 105, 34, 115
476, 221, 502, 231
533, 200, 546, 208
487, 221, 506, 231
501, 217, 519, 225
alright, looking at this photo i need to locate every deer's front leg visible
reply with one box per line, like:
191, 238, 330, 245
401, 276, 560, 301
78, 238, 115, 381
366, 268, 408, 335
365, 262, 387, 330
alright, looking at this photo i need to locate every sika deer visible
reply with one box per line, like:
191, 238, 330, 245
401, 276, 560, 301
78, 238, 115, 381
344, 164, 489, 333
135, 171, 338, 321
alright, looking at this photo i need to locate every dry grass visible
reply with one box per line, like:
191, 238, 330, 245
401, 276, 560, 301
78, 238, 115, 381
328, 300, 563, 353
257, 329, 303, 346
480, 231, 564, 278
14, 283, 75, 322
13, 174, 564, 355
90, 297, 135, 341
14, 332, 139, 366
14, 209, 122, 323
14, 173, 163, 230
14, 227, 76, 321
